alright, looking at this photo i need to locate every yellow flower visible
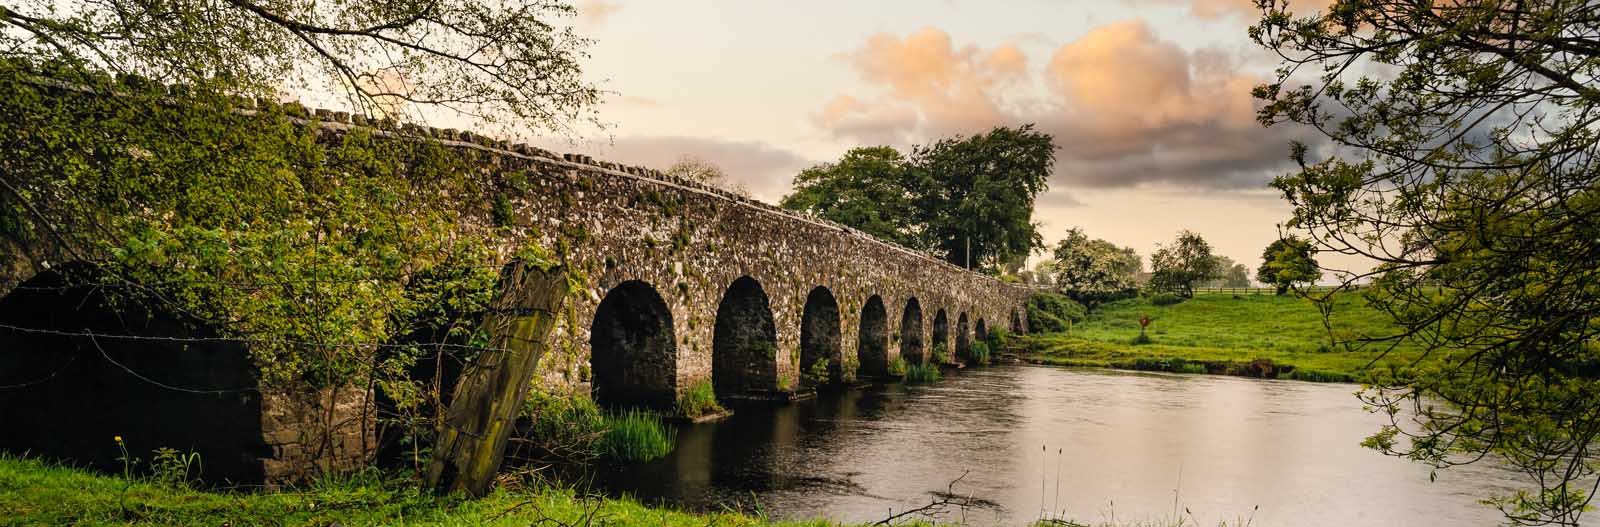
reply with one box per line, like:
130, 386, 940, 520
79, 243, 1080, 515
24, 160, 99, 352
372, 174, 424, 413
113, 436, 122, 443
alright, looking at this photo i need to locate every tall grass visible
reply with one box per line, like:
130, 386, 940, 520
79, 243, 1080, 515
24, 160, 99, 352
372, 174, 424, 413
903, 363, 941, 383
969, 341, 992, 365
599, 410, 675, 463
674, 380, 724, 418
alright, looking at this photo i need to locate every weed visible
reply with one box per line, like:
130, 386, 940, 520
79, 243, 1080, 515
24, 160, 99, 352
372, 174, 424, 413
970, 341, 992, 365
887, 357, 908, 376
903, 363, 942, 383
675, 380, 723, 418
599, 410, 674, 463
805, 357, 832, 385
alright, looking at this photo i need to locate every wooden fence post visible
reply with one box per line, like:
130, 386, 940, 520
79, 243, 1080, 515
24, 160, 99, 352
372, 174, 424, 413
426, 262, 567, 496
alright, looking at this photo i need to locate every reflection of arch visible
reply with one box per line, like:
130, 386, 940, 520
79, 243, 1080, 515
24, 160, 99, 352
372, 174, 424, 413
898, 297, 925, 365
1011, 309, 1024, 335
590, 280, 678, 410
976, 318, 988, 343
956, 312, 971, 360
0, 264, 263, 482
931, 309, 950, 364
799, 286, 842, 386
712, 276, 779, 398
857, 295, 889, 378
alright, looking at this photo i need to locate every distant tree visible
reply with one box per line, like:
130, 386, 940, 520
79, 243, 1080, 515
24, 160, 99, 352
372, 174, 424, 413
1206, 256, 1251, 288
1254, 1, 1600, 522
1050, 227, 1141, 308
1149, 230, 1218, 298
1255, 237, 1320, 295
779, 146, 917, 246
909, 125, 1055, 272
666, 155, 748, 197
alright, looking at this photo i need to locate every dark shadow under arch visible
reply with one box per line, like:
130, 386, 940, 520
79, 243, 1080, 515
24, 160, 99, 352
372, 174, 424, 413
976, 318, 988, 343
0, 264, 264, 483
857, 295, 889, 378
590, 280, 678, 410
799, 286, 842, 387
899, 297, 924, 365
931, 309, 949, 364
713, 276, 779, 398
1011, 309, 1024, 335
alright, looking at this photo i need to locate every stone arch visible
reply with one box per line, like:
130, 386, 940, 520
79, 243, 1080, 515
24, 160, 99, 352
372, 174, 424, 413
589, 280, 678, 410
931, 309, 950, 364
956, 312, 971, 360
898, 297, 924, 365
799, 286, 842, 387
857, 295, 889, 378
712, 276, 779, 398
976, 318, 988, 342
0, 263, 264, 482
1011, 308, 1024, 335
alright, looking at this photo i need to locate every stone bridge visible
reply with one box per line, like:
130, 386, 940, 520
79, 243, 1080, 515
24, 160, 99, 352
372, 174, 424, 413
0, 92, 1032, 483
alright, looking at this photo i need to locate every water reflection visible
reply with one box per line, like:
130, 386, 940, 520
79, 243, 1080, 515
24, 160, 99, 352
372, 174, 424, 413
583, 365, 1531, 526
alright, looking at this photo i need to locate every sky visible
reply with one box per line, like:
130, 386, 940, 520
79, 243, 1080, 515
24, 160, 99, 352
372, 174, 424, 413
527, 0, 1343, 274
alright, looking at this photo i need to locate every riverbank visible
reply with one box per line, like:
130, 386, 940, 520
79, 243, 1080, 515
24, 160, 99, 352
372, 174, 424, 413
0, 456, 846, 527
1017, 293, 1427, 383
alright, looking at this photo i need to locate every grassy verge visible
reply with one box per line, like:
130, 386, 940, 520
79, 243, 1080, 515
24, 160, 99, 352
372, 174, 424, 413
1020, 293, 1430, 382
0, 456, 859, 527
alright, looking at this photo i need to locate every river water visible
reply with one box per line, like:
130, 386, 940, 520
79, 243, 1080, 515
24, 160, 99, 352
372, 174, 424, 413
584, 365, 1531, 526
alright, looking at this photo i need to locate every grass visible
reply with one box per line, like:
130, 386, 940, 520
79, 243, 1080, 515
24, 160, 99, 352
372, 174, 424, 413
903, 363, 941, 383
600, 410, 675, 463
674, 380, 724, 418
0, 456, 861, 527
1021, 293, 1431, 382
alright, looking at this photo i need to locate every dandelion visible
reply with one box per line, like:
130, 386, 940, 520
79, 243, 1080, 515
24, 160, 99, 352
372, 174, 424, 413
113, 435, 122, 443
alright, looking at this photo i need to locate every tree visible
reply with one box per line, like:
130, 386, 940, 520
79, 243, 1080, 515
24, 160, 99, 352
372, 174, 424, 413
780, 146, 918, 247
781, 126, 1056, 272
1049, 227, 1141, 309
1254, 1, 1600, 523
1209, 256, 1252, 288
1256, 237, 1320, 295
666, 155, 748, 197
1148, 230, 1218, 298
0, 0, 599, 134
909, 125, 1056, 272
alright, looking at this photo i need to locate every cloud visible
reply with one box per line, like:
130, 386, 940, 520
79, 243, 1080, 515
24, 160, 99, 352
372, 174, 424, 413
815, 21, 1320, 190
1123, 0, 1314, 20
576, 0, 622, 29
534, 136, 815, 202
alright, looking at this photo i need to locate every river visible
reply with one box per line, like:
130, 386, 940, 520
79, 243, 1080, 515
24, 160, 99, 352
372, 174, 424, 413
583, 365, 1530, 526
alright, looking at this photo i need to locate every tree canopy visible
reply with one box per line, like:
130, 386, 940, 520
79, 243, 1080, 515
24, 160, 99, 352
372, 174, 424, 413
0, 0, 600, 134
1149, 230, 1218, 298
1049, 227, 1141, 308
1254, 1, 1600, 523
1256, 236, 1320, 295
781, 126, 1055, 273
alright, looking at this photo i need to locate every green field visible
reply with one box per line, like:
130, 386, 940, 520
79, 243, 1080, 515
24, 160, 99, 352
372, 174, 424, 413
0, 456, 844, 527
1021, 293, 1430, 382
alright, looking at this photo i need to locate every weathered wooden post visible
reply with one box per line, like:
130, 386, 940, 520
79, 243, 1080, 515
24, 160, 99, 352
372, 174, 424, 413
426, 262, 566, 496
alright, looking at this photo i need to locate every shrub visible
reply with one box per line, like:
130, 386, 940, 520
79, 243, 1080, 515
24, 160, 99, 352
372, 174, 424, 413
675, 380, 723, 418
887, 357, 909, 376
903, 363, 942, 383
1027, 292, 1087, 333
1149, 292, 1185, 306
986, 327, 1010, 349
969, 341, 992, 365
805, 357, 832, 385
599, 410, 674, 463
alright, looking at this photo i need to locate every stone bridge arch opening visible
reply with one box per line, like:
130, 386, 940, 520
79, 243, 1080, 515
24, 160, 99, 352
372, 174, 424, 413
799, 286, 842, 387
898, 298, 924, 365
0, 263, 264, 483
590, 280, 678, 410
976, 318, 988, 343
931, 309, 949, 364
712, 276, 779, 399
956, 312, 971, 360
857, 295, 889, 378
1011, 309, 1024, 335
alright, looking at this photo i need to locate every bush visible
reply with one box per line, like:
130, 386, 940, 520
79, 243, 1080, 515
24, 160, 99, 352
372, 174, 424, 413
969, 341, 992, 365
887, 357, 908, 376
675, 380, 723, 418
804, 357, 832, 385
903, 363, 941, 383
1149, 292, 1185, 306
1027, 292, 1087, 333
986, 328, 1010, 349
931, 349, 949, 365
599, 410, 674, 463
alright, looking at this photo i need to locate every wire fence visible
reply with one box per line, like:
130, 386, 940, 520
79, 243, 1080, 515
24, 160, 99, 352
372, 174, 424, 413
1188, 285, 1357, 296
